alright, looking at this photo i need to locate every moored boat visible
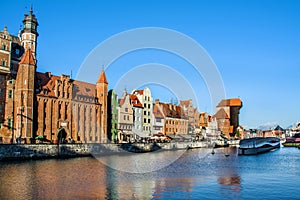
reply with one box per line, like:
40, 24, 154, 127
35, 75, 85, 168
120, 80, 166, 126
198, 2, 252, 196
238, 137, 280, 155
283, 132, 300, 147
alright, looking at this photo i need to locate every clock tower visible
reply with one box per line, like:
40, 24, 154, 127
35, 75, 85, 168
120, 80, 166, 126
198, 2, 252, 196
21, 6, 38, 57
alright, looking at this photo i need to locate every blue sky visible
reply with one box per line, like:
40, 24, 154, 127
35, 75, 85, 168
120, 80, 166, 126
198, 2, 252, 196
1, 0, 299, 128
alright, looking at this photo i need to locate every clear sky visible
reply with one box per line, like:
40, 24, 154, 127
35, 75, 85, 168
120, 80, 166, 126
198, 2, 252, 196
1, 0, 299, 128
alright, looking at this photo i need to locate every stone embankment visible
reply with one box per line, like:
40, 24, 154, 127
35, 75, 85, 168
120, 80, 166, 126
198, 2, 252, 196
0, 141, 208, 161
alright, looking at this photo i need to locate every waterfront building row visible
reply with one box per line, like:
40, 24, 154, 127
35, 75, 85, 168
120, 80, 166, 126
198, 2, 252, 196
0, 9, 243, 144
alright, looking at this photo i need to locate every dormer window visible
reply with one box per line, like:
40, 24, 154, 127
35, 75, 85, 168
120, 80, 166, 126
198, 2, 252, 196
43, 88, 48, 95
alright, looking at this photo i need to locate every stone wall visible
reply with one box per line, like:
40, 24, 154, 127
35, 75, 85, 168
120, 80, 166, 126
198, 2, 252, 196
0, 141, 207, 161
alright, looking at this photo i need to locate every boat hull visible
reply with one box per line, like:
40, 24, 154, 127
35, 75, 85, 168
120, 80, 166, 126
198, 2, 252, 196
238, 137, 280, 155
238, 144, 280, 155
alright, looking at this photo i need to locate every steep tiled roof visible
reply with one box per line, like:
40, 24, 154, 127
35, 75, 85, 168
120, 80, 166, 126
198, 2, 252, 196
217, 98, 242, 107
213, 108, 229, 119
19, 48, 35, 65
153, 104, 164, 119
135, 90, 144, 95
159, 102, 187, 119
73, 80, 96, 101
97, 69, 108, 84
180, 100, 192, 107
36, 72, 97, 103
130, 94, 143, 108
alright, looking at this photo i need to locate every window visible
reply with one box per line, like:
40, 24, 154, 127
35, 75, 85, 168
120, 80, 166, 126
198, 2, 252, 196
127, 116, 129, 120
125, 108, 128, 112
124, 115, 126, 120
148, 104, 150, 109
144, 103, 146, 108
148, 119, 150, 123
144, 111, 146, 115
156, 118, 161, 122
8, 90, 12, 98
2, 61, 5, 67
148, 111, 150, 116
58, 104, 62, 119
144, 118, 146, 123
7, 118, 12, 130
2, 44, 6, 50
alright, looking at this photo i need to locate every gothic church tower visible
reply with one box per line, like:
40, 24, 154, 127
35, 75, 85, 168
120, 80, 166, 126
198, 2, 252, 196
96, 69, 108, 143
14, 48, 36, 143
21, 7, 38, 57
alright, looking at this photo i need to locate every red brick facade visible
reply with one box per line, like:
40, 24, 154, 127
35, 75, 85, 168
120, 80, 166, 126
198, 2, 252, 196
0, 10, 108, 144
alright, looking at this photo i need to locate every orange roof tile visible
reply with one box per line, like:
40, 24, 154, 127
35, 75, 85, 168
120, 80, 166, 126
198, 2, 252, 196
135, 90, 144, 95
19, 48, 35, 65
153, 104, 164, 119
130, 94, 143, 108
97, 69, 108, 84
217, 98, 242, 107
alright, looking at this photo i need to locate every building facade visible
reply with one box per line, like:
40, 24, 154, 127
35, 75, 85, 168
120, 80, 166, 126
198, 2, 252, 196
152, 99, 165, 134
132, 87, 153, 135
0, 10, 109, 144
155, 99, 188, 135
118, 90, 134, 133
213, 98, 243, 139
129, 94, 143, 133
108, 89, 118, 143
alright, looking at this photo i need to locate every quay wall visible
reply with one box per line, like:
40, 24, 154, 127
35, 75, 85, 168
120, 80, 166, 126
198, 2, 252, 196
0, 141, 208, 161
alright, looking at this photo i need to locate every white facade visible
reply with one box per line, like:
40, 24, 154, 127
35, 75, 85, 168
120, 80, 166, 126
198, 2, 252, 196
132, 87, 153, 135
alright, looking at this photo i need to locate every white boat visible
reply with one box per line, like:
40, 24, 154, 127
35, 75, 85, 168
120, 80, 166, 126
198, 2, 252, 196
238, 137, 280, 155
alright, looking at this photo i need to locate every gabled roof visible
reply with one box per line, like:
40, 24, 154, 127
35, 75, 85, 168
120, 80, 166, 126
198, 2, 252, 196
217, 98, 242, 107
19, 48, 35, 65
97, 69, 108, 84
180, 100, 192, 107
159, 102, 187, 119
153, 104, 164, 119
36, 72, 97, 103
130, 94, 143, 108
135, 90, 144, 95
213, 108, 229, 119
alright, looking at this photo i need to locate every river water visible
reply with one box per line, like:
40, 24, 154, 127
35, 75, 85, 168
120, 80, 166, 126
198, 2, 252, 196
0, 147, 299, 200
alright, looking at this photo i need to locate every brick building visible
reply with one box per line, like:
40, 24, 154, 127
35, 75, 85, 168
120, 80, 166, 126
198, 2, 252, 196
0, 9, 108, 144
155, 99, 188, 135
213, 98, 243, 139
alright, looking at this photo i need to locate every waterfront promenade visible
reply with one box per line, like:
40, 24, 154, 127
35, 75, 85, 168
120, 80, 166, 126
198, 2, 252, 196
0, 141, 209, 161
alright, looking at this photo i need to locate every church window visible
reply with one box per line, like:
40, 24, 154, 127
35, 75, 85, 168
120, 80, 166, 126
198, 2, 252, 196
58, 104, 62, 119
7, 118, 12, 130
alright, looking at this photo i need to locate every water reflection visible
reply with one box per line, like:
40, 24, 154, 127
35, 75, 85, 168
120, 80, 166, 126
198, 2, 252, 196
1, 147, 300, 199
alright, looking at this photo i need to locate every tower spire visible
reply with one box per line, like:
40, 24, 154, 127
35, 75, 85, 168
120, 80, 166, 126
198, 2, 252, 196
30, 5, 33, 15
